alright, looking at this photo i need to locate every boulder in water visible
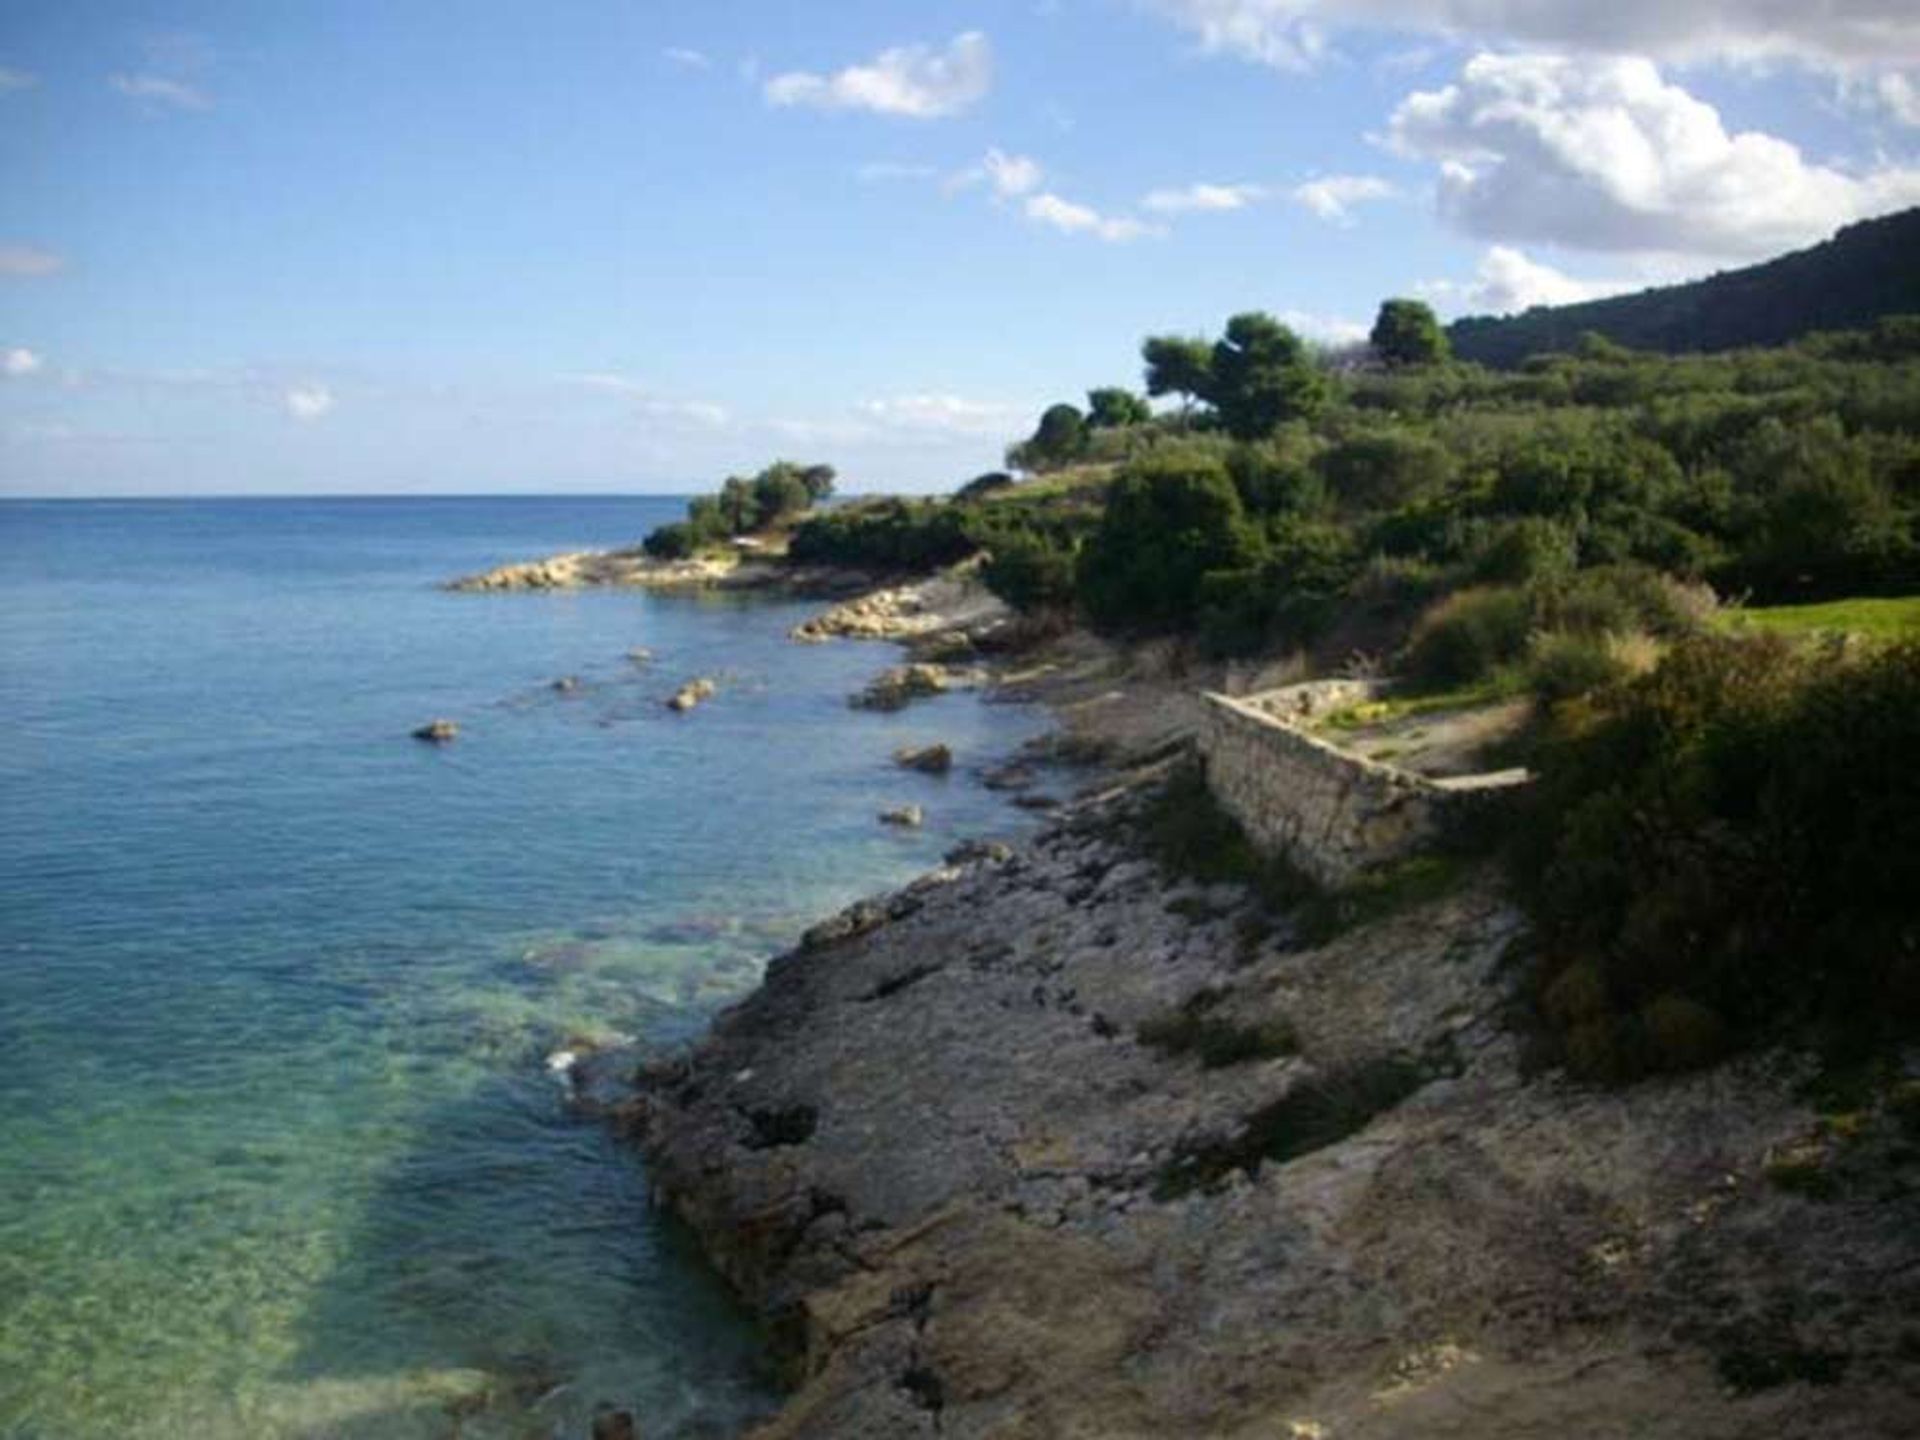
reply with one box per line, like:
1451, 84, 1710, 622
894, 743, 953, 774
879, 805, 925, 828
667, 677, 717, 712
411, 718, 459, 743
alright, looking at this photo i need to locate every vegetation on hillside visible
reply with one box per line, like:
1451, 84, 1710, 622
1448, 206, 1920, 367
641, 460, 836, 559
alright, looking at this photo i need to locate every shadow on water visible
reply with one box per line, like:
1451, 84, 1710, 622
280, 1064, 779, 1440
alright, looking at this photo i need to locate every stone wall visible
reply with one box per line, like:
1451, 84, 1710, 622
1198, 683, 1528, 887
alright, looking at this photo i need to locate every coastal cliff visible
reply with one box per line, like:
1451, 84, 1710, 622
613, 579, 1920, 1438
630, 772, 1920, 1437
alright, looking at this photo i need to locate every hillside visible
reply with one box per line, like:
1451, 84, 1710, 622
1448, 208, 1920, 366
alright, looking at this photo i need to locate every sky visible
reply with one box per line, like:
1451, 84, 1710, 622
1, 1, 1916, 497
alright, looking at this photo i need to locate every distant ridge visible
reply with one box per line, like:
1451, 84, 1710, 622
1447, 207, 1920, 367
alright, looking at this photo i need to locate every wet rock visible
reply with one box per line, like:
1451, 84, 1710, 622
590, 1406, 638, 1440
667, 677, 717, 712
851, 664, 951, 712
411, 718, 459, 743
945, 838, 1014, 866
551, 675, 581, 693
981, 762, 1036, 791
800, 899, 889, 952
893, 743, 953, 774
625, 646, 655, 664
880, 805, 925, 828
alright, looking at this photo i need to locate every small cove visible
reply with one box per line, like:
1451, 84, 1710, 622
0, 496, 1046, 1437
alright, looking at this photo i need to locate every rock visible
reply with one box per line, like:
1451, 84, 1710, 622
589, 1407, 637, 1440
850, 663, 951, 712
667, 677, 717, 712
879, 805, 925, 828
411, 718, 459, 743
945, 838, 1014, 866
551, 675, 580, 693
981, 762, 1036, 791
800, 899, 889, 952
625, 647, 655, 664
1013, 792, 1062, 810
893, 743, 953, 774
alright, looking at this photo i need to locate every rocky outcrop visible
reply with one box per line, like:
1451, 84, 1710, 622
878, 805, 925, 828
893, 744, 953, 775
851, 664, 983, 712
411, 718, 459, 743
667, 677, 717, 713
790, 562, 1011, 645
634, 787, 1920, 1439
447, 549, 775, 593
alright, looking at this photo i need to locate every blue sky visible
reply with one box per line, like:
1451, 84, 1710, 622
2, 1, 1916, 496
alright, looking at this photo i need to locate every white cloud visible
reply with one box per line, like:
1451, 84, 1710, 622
1388, 53, 1920, 258
1278, 310, 1372, 345
283, 384, 334, 421
0, 246, 63, 277
1142, 181, 1266, 213
109, 73, 212, 112
0, 66, 36, 93
857, 393, 1026, 437
1147, 1, 1920, 72
4, 347, 43, 378
1420, 245, 1640, 314
663, 47, 711, 70
1291, 173, 1397, 222
983, 148, 1043, 197
559, 373, 728, 427
1024, 192, 1159, 241
764, 32, 992, 118
1871, 72, 1920, 126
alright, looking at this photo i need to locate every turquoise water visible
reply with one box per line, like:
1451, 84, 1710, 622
0, 498, 1043, 1438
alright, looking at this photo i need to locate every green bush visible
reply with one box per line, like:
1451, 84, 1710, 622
1523, 631, 1634, 704
1402, 586, 1534, 689
1515, 634, 1920, 1079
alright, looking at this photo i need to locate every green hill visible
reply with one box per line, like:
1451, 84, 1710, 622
1448, 207, 1920, 367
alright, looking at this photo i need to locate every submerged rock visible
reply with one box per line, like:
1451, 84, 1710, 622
625, 646, 655, 665
411, 718, 459, 743
667, 677, 717, 712
589, 1407, 637, 1440
879, 805, 925, 828
893, 742, 954, 774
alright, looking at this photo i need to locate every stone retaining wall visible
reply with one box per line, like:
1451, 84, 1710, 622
1198, 682, 1529, 886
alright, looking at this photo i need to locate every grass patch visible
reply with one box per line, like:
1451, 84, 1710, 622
1294, 853, 1475, 947
1719, 595, 1920, 641
1137, 992, 1298, 1068
1154, 1055, 1426, 1198
1316, 673, 1523, 731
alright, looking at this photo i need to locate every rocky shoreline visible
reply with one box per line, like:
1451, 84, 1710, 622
444, 546, 877, 598
511, 556, 1918, 1437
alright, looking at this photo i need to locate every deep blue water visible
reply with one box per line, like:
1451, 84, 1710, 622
0, 497, 1043, 1438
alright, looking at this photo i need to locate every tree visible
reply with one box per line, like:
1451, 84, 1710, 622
1077, 452, 1264, 632
1141, 335, 1213, 413
1086, 386, 1152, 429
1208, 312, 1327, 439
1370, 298, 1450, 368
1024, 402, 1089, 469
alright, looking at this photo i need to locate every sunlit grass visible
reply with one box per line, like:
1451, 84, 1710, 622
1720, 595, 1920, 641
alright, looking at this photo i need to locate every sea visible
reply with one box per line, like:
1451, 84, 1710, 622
0, 496, 1047, 1438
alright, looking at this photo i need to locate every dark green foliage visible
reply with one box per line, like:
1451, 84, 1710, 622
1210, 312, 1328, 439
1086, 386, 1152, 429
786, 499, 977, 572
1449, 208, 1920, 366
1317, 429, 1456, 512
1403, 586, 1535, 688
1370, 297, 1449, 367
1514, 635, 1920, 1080
1022, 402, 1090, 469
641, 459, 832, 556
978, 524, 1079, 614
1141, 334, 1213, 409
1078, 452, 1264, 633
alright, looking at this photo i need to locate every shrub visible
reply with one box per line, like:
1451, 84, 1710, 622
1402, 586, 1534, 689
1524, 630, 1633, 704
1515, 634, 1920, 1079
